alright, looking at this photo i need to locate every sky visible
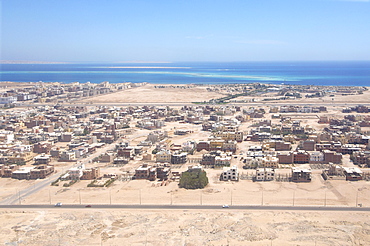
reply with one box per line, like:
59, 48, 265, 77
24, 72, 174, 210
1, 0, 370, 62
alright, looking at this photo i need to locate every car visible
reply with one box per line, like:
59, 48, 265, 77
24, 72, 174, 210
85, 205, 92, 208
54, 202, 62, 207
222, 204, 229, 208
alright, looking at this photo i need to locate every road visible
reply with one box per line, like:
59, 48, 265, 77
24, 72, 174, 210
0, 204, 369, 212
0, 141, 118, 205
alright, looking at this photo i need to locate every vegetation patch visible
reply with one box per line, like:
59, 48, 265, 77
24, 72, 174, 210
179, 170, 209, 189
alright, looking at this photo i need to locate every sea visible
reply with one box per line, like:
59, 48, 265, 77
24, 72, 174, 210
0, 61, 369, 87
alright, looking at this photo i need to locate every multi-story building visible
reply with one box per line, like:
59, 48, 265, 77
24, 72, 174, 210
255, 168, 275, 181
156, 150, 172, 163
323, 150, 342, 164
196, 141, 210, 152
30, 165, 54, 179
259, 156, 279, 168
134, 163, 152, 179
293, 150, 310, 164
222, 165, 238, 181
81, 167, 100, 180
291, 167, 311, 182
171, 152, 187, 164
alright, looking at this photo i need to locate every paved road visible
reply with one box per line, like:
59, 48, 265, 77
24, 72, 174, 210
0, 204, 369, 212
0, 141, 118, 205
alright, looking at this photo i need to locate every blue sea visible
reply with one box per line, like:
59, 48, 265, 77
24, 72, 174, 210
0, 61, 369, 86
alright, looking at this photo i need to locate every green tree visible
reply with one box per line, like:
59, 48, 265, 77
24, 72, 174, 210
179, 170, 208, 189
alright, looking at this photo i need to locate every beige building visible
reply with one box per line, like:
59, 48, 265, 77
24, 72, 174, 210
255, 168, 275, 181
259, 156, 279, 168
156, 150, 172, 163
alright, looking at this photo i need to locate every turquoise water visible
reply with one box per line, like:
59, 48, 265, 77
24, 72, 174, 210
1, 61, 369, 86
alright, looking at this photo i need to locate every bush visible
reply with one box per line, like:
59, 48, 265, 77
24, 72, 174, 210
179, 170, 208, 189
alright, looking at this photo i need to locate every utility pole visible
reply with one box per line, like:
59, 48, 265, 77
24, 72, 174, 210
261, 189, 264, 206
79, 190, 81, 204
200, 190, 202, 205
230, 190, 233, 205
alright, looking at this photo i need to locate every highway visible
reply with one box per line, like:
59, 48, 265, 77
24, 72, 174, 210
0, 204, 369, 212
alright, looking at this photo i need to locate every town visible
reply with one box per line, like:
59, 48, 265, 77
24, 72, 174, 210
0, 82, 369, 207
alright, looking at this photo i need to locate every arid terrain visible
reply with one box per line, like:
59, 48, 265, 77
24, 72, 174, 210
1, 82, 370, 245
1, 209, 370, 246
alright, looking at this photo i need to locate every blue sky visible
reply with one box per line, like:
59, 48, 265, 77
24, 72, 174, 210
1, 0, 370, 62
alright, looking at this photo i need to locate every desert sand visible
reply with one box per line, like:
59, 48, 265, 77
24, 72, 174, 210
1, 208, 370, 246
78, 84, 224, 103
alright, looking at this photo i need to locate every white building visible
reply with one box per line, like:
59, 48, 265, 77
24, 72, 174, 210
309, 151, 324, 163
0, 96, 17, 104
67, 164, 85, 180
222, 165, 239, 181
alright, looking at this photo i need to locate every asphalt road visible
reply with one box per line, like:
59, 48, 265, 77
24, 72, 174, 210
1, 204, 369, 212
0, 141, 118, 205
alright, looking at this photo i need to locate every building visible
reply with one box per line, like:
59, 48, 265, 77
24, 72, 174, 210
277, 152, 294, 164
63, 164, 85, 180
30, 165, 54, 179
196, 141, 210, 152
323, 150, 342, 164
81, 167, 100, 180
255, 168, 275, 181
171, 152, 187, 164
293, 150, 310, 164
343, 167, 363, 181
222, 140, 237, 153
11, 167, 34, 179
275, 141, 291, 151
0, 96, 17, 104
259, 156, 279, 168
221, 165, 239, 181
291, 167, 311, 182
156, 150, 172, 163
302, 140, 315, 151
34, 154, 52, 165
309, 151, 324, 163
215, 154, 232, 167
59, 151, 76, 162
134, 163, 152, 179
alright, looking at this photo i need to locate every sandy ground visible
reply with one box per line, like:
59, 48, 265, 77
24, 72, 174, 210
15, 170, 370, 207
1, 209, 370, 246
78, 84, 224, 103
75, 83, 370, 104
2, 83, 370, 245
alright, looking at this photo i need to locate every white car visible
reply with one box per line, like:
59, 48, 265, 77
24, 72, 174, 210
54, 202, 62, 207
222, 204, 229, 208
